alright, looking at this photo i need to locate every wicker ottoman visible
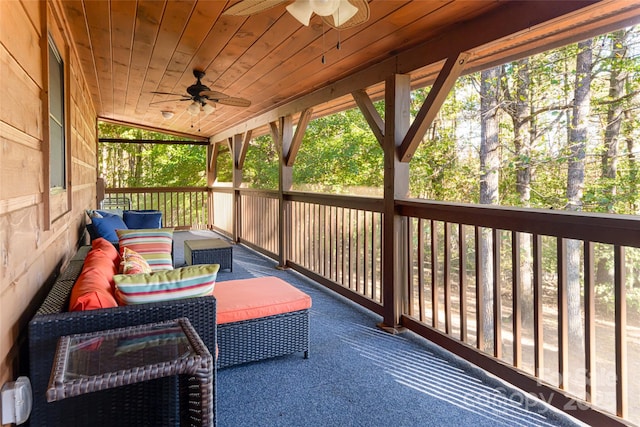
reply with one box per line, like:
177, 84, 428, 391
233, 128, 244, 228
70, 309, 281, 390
185, 238, 233, 271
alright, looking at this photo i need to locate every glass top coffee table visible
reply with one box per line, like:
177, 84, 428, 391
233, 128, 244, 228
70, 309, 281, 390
47, 318, 214, 426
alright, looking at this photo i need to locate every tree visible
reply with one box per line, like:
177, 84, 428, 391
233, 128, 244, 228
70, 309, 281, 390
601, 30, 628, 212
566, 39, 593, 347
479, 66, 501, 353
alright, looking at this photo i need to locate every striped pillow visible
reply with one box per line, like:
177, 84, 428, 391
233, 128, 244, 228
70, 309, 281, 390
117, 228, 174, 271
114, 264, 220, 305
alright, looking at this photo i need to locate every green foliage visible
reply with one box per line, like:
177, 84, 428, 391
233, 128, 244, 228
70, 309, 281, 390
292, 109, 383, 194
242, 135, 279, 189
98, 122, 206, 187
215, 146, 233, 183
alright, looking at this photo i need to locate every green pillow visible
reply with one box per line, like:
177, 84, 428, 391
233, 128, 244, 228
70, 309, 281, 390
114, 264, 219, 305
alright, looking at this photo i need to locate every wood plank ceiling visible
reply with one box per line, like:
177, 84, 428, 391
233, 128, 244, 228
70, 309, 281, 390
60, 0, 640, 140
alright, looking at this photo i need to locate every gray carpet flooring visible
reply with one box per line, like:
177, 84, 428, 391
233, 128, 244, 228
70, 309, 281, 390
173, 230, 586, 427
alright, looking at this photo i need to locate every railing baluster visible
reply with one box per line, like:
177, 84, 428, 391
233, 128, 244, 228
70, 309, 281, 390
584, 240, 595, 403
355, 210, 360, 294
407, 219, 415, 317
371, 212, 377, 302
347, 208, 352, 290
475, 226, 483, 350
512, 231, 522, 368
533, 233, 544, 379
459, 224, 467, 342
418, 219, 425, 322
615, 245, 627, 418
558, 238, 568, 389
364, 211, 369, 299
493, 228, 501, 359
444, 222, 451, 335
431, 220, 439, 330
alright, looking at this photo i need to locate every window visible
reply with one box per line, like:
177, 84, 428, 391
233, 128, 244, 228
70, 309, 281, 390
49, 37, 65, 190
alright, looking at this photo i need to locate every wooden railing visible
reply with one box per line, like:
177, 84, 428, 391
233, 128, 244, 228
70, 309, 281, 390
287, 193, 384, 312
210, 188, 234, 236
397, 200, 640, 423
227, 189, 639, 426
106, 185, 637, 424
238, 190, 279, 257
104, 187, 208, 229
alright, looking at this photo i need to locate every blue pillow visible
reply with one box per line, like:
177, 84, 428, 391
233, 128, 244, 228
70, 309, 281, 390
123, 210, 163, 229
91, 213, 128, 242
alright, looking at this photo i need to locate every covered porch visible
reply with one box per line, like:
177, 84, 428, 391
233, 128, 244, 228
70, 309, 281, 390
105, 179, 640, 426
2, 1, 640, 426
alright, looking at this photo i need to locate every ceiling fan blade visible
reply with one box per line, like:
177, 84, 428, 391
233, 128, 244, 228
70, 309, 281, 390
149, 97, 190, 105
223, 0, 288, 16
151, 91, 186, 96
199, 90, 229, 100
322, 0, 369, 29
216, 97, 252, 107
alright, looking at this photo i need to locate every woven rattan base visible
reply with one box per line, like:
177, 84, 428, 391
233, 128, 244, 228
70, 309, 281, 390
217, 309, 309, 369
185, 239, 233, 271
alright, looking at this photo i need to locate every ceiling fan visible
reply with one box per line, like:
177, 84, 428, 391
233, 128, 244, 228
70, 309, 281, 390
151, 69, 251, 116
223, 0, 370, 29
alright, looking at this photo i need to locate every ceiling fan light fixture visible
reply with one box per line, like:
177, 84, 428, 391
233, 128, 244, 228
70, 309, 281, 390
310, 0, 341, 16
161, 110, 174, 119
286, 1, 314, 26
202, 103, 215, 115
332, 0, 358, 26
187, 101, 201, 116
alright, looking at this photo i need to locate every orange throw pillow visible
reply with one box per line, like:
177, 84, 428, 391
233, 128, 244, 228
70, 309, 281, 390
91, 237, 121, 267
69, 267, 118, 311
83, 248, 119, 290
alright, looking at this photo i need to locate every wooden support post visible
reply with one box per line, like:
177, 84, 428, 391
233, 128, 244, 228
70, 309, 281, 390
379, 74, 411, 333
232, 134, 243, 243
206, 143, 219, 229
278, 116, 294, 268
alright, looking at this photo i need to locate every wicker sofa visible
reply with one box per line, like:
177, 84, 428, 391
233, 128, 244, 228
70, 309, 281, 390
28, 243, 311, 426
28, 246, 217, 427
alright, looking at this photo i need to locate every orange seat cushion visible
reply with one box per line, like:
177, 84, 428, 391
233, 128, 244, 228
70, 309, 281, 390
213, 277, 311, 324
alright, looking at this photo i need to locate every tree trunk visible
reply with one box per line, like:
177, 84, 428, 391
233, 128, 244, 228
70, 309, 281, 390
627, 129, 638, 214
479, 66, 501, 353
601, 30, 627, 212
514, 58, 534, 326
566, 39, 593, 346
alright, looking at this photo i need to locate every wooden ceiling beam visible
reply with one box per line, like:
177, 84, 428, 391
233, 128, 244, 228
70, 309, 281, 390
398, 51, 470, 162
98, 116, 208, 141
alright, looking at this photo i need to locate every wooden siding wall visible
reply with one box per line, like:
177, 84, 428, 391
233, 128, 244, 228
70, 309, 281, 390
0, 0, 97, 391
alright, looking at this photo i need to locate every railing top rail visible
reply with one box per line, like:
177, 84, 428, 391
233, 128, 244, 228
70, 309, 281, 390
398, 198, 640, 248
238, 188, 279, 198
106, 187, 208, 193
284, 191, 383, 212
210, 186, 235, 194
